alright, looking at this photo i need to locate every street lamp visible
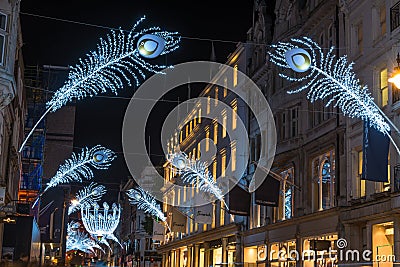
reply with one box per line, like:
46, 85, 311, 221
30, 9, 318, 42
389, 53, 400, 88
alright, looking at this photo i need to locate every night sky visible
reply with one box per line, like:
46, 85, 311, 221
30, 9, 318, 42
20, 1, 255, 194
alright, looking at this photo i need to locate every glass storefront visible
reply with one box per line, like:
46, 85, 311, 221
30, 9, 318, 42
372, 221, 394, 267
303, 234, 337, 267
270, 240, 296, 267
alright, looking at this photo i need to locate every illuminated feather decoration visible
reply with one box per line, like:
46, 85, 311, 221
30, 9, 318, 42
268, 37, 400, 154
66, 221, 104, 254
126, 187, 167, 223
167, 152, 226, 208
32, 145, 115, 208
68, 183, 106, 215
19, 16, 181, 152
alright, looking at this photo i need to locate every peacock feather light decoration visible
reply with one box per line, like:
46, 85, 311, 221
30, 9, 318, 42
66, 221, 104, 254
167, 151, 226, 208
268, 37, 400, 154
32, 145, 115, 207
68, 182, 106, 215
81, 202, 122, 248
19, 16, 181, 152
126, 187, 167, 224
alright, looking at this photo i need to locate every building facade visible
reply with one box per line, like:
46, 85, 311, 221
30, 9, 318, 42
158, 44, 252, 267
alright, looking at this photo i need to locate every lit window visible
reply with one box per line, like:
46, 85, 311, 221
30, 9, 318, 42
224, 77, 228, 97
212, 160, 217, 180
231, 99, 237, 130
222, 110, 227, 138
180, 131, 183, 143
384, 152, 391, 192
231, 145, 236, 171
213, 121, 218, 145
221, 153, 226, 177
206, 127, 210, 151
190, 120, 193, 133
198, 108, 202, 123
233, 64, 238, 87
380, 68, 388, 107
358, 151, 366, 197
220, 201, 225, 226
186, 124, 189, 138
183, 185, 187, 202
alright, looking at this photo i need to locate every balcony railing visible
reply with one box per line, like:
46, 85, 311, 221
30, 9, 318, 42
391, 1, 400, 31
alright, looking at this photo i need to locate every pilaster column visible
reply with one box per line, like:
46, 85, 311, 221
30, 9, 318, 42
162, 253, 166, 267
187, 245, 192, 267
204, 242, 210, 267
194, 244, 200, 267
176, 248, 181, 267
222, 237, 228, 265
235, 234, 242, 264
394, 216, 400, 265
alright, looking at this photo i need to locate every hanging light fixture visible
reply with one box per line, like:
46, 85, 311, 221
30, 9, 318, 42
389, 53, 400, 88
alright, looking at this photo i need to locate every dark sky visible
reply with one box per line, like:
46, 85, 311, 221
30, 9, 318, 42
20, 1, 255, 194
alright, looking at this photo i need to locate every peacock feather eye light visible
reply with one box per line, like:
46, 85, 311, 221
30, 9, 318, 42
93, 152, 105, 163
285, 48, 311, 72
137, 34, 165, 58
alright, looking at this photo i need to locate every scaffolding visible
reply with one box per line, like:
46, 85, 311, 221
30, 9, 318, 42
18, 66, 46, 203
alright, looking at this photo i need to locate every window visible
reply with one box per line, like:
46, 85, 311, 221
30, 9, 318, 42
357, 23, 363, 54
358, 151, 366, 197
290, 107, 299, 137
220, 201, 225, 226
180, 131, 183, 143
224, 77, 228, 97
213, 121, 218, 145
207, 96, 211, 114
198, 108, 202, 124
206, 127, 210, 151
384, 152, 391, 192
312, 150, 336, 211
279, 112, 287, 141
380, 68, 388, 107
215, 87, 219, 106
221, 152, 226, 177
212, 159, 217, 180
197, 143, 201, 159
231, 144, 236, 171
190, 120, 193, 133
391, 1, 400, 31
328, 24, 334, 47
276, 167, 294, 220
231, 99, 237, 130
222, 110, 227, 138
233, 64, 238, 87
319, 32, 324, 47
0, 12, 7, 65
380, 5, 387, 35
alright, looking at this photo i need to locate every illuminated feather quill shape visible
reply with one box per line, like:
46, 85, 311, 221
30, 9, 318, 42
68, 182, 106, 215
32, 145, 115, 208
19, 16, 181, 152
268, 37, 400, 153
126, 187, 166, 222
167, 152, 224, 202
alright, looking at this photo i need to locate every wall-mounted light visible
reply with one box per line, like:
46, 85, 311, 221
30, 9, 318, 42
388, 53, 400, 88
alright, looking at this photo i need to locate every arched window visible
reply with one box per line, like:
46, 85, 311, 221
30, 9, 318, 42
312, 150, 336, 211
